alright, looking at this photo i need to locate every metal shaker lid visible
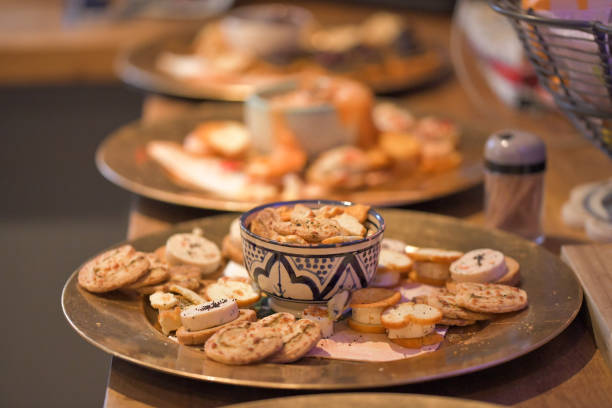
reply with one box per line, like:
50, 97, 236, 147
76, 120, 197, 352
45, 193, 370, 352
484, 129, 546, 173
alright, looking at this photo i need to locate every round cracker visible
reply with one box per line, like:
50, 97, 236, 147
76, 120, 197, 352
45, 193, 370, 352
256, 313, 296, 338
267, 319, 322, 363
204, 321, 283, 365
126, 253, 170, 289
425, 289, 492, 321
78, 245, 150, 293
450, 282, 528, 313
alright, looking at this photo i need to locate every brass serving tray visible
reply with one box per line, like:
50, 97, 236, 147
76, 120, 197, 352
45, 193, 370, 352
116, 31, 449, 102
62, 210, 582, 390
96, 105, 484, 212
223, 393, 503, 408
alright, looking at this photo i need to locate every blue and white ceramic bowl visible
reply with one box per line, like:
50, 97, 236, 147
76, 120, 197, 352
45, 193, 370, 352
240, 200, 385, 303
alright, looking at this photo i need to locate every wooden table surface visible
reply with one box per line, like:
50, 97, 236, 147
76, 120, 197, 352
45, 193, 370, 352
101, 1, 612, 407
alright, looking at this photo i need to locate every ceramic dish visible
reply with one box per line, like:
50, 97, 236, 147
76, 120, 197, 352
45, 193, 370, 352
62, 210, 582, 389
240, 200, 384, 303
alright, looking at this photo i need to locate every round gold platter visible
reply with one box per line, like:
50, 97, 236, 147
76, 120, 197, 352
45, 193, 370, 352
96, 104, 484, 212
222, 393, 504, 408
62, 210, 582, 389
116, 31, 449, 102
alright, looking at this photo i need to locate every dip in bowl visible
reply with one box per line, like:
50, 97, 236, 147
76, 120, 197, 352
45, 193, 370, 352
240, 200, 385, 306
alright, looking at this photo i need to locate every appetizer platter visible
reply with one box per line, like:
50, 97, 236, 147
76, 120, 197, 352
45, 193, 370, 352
96, 98, 484, 211
62, 206, 582, 389
117, 8, 449, 101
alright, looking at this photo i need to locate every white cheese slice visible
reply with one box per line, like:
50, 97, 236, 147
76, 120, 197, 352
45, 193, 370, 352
180, 298, 239, 332
450, 249, 508, 283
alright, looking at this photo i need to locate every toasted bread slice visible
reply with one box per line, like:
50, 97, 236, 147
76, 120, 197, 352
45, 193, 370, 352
408, 248, 463, 263
495, 256, 521, 286
449, 249, 508, 283
349, 288, 401, 309
413, 261, 449, 282
409, 270, 447, 287
370, 270, 401, 288
205, 277, 260, 307
381, 302, 443, 329
378, 249, 413, 273
344, 204, 370, 223
347, 318, 386, 334
390, 332, 444, 348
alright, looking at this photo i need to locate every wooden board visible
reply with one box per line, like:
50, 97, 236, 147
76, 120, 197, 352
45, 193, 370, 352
562, 244, 612, 371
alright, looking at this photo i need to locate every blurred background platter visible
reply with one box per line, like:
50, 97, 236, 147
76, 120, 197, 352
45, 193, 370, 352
96, 103, 485, 211
116, 28, 449, 101
222, 393, 505, 408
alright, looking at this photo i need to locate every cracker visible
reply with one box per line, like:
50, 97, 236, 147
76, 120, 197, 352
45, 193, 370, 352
256, 313, 296, 339
267, 319, 322, 363
204, 321, 284, 365
448, 282, 528, 314
425, 289, 492, 321
126, 253, 170, 289
78, 245, 150, 293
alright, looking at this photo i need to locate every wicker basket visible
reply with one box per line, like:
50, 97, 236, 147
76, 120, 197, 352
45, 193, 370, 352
490, 0, 612, 157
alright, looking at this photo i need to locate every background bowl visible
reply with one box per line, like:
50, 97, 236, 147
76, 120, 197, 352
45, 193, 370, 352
240, 200, 385, 303
245, 81, 357, 158
219, 4, 314, 57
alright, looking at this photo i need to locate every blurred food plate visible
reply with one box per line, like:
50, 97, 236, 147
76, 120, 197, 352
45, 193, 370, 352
116, 7, 449, 101
95, 103, 484, 211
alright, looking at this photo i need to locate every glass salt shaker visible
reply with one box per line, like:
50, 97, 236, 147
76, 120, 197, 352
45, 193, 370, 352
484, 130, 546, 244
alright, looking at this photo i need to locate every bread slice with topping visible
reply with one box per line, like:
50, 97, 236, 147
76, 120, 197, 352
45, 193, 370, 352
381, 302, 443, 329
449, 249, 508, 283
204, 277, 260, 307
348, 288, 401, 332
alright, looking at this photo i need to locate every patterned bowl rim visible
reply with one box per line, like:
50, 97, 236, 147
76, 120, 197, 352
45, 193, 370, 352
239, 199, 385, 249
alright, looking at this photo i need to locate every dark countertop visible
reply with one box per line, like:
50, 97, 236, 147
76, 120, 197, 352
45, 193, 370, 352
0, 83, 143, 407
